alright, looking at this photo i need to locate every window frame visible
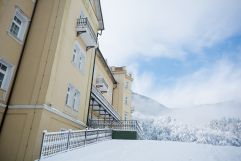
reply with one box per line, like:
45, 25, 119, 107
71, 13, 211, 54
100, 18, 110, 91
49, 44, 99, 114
65, 83, 81, 112
65, 84, 74, 107
0, 59, 13, 91
124, 96, 128, 105
125, 81, 129, 89
9, 7, 29, 42
72, 42, 86, 73
73, 90, 80, 111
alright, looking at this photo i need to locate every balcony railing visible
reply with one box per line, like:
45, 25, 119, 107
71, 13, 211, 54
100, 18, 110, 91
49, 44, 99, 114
76, 17, 97, 46
39, 128, 112, 159
89, 120, 143, 138
91, 85, 121, 120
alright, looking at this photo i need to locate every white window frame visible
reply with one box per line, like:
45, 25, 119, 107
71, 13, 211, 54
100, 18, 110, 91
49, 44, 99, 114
125, 81, 129, 89
73, 90, 80, 111
66, 84, 74, 107
72, 42, 86, 73
9, 7, 29, 42
65, 84, 81, 112
124, 96, 128, 105
0, 59, 13, 91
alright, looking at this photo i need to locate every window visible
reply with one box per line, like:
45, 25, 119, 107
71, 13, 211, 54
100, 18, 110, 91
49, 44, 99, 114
66, 85, 73, 106
73, 90, 80, 111
125, 81, 128, 89
124, 112, 128, 120
0, 59, 13, 90
65, 84, 80, 111
73, 42, 85, 72
9, 8, 29, 41
124, 96, 128, 105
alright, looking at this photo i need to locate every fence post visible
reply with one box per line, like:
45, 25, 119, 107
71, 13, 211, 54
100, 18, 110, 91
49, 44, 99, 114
39, 130, 47, 159
96, 128, 99, 142
105, 129, 107, 139
66, 130, 71, 151
84, 128, 87, 146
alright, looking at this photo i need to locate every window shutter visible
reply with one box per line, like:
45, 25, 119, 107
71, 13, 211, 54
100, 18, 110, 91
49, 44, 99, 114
74, 90, 80, 111
66, 85, 74, 107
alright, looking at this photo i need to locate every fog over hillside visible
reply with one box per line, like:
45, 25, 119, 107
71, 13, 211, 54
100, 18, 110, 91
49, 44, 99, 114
132, 92, 169, 117
132, 92, 241, 125
132, 93, 241, 146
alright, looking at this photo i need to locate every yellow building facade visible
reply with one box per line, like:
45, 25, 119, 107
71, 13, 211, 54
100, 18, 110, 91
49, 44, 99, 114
0, 0, 134, 161
112, 66, 133, 120
88, 49, 120, 124
0, 0, 105, 160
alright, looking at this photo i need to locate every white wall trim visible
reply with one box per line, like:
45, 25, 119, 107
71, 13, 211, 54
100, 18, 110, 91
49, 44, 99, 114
0, 103, 7, 108
8, 104, 87, 127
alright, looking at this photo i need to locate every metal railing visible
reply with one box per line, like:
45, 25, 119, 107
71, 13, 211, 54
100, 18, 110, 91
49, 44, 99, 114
89, 120, 143, 138
39, 128, 112, 159
91, 86, 121, 120
76, 17, 97, 43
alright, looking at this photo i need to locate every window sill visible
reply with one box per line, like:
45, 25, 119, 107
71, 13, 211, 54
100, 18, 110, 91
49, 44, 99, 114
65, 104, 79, 112
7, 31, 24, 45
65, 104, 72, 109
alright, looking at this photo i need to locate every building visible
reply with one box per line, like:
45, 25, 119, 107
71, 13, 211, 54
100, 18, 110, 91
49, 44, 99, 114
0, 0, 136, 161
88, 49, 121, 124
0, 0, 105, 160
111, 66, 133, 120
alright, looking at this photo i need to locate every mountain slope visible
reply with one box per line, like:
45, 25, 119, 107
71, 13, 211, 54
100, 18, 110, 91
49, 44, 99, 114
132, 93, 241, 125
132, 92, 169, 117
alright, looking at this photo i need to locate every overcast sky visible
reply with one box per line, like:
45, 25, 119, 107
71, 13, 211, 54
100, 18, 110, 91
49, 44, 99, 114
99, 0, 241, 108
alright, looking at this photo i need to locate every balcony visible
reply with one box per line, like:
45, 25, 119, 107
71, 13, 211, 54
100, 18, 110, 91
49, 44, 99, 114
76, 18, 97, 47
90, 85, 120, 121
96, 78, 108, 93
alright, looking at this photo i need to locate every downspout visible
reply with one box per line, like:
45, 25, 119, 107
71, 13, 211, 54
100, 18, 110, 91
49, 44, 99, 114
0, 0, 39, 134
86, 47, 97, 126
111, 83, 117, 105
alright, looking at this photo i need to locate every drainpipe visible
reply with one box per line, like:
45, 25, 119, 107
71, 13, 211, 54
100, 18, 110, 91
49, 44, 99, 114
111, 83, 117, 105
0, 0, 39, 134
86, 47, 97, 127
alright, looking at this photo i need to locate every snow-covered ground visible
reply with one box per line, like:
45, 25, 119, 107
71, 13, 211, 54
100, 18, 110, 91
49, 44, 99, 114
41, 140, 241, 161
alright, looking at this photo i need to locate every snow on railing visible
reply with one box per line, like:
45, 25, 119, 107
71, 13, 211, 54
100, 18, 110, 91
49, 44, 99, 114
89, 120, 143, 139
39, 128, 112, 159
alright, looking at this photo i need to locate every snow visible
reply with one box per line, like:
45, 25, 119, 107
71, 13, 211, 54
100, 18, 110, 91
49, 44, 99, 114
41, 140, 241, 161
132, 93, 241, 146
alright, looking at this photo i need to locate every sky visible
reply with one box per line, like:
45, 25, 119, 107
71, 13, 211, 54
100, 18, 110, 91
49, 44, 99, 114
98, 0, 241, 108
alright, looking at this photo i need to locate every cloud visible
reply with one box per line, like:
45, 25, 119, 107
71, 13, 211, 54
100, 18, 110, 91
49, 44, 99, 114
99, 0, 241, 65
131, 56, 241, 108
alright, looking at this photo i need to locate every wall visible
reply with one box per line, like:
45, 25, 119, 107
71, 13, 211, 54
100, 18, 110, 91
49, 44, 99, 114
112, 69, 133, 120
0, 0, 34, 105
0, 0, 100, 160
93, 53, 114, 104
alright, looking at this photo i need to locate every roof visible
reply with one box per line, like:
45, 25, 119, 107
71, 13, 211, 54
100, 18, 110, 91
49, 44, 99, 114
90, 0, 105, 30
